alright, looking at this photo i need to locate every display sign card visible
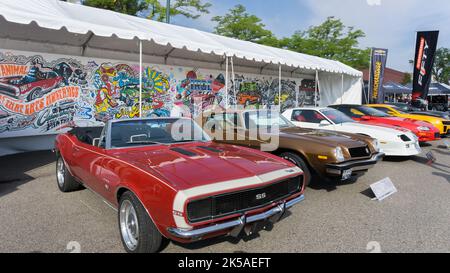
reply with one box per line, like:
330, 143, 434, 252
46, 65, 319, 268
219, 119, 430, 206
426, 151, 436, 165
443, 141, 450, 149
370, 178, 397, 201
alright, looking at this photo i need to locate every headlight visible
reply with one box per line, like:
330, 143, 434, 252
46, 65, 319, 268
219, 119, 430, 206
371, 139, 380, 152
334, 147, 345, 162
417, 126, 430, 131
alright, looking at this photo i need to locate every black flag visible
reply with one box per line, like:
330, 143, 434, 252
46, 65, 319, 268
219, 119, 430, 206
369, 48, 388, 103
412, 31, 439, 100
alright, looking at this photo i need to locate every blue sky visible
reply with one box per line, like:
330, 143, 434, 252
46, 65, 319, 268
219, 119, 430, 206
171, 0, 450, 72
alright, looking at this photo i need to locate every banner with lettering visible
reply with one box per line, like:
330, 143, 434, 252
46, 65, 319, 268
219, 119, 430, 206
412, 31, 439, 100
369, 48, 388, 103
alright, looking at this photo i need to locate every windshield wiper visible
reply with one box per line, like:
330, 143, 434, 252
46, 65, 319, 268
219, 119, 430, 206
125, 140, 163, 146
171, 139, 204, 143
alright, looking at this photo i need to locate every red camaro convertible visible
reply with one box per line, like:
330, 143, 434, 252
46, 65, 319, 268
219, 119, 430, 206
55, 118, 305, 253
329, 104, 440, 142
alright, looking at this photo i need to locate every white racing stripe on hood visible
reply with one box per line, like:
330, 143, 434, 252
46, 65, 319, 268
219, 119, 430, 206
172, 166, 303, 229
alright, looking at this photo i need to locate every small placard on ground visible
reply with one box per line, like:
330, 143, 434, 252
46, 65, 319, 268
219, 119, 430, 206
370, 177, 397, 201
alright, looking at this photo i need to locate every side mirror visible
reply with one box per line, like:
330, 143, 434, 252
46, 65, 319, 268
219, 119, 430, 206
361, 115, 371, 121
319, 120, 331, 126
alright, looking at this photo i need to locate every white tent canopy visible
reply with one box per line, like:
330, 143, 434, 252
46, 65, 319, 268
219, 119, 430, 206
0, 0, 363, 156
0, 0, 362, 78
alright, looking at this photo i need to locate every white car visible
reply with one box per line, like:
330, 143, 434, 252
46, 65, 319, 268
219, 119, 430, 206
282, 107, 422, 156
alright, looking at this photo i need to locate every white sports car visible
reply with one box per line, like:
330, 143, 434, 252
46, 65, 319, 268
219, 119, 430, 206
282, 107, 422, 156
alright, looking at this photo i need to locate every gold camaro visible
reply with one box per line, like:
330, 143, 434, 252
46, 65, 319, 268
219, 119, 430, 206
366, 104, 450, 136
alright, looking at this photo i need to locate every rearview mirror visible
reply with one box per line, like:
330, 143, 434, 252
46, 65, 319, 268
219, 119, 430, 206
319, 120, 331, 126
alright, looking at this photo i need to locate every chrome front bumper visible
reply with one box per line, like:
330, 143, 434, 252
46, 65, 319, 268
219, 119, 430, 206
167, 194, 305, 240
326, 152, 385, 173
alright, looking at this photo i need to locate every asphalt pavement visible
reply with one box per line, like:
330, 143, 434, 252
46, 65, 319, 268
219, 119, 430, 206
0, 139, 449, 253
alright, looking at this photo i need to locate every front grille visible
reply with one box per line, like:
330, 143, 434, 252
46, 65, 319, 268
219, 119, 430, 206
348, 146, 371, 158
400, 134, 411, 142
442, 121, 450, 125
186, 176, 303, 223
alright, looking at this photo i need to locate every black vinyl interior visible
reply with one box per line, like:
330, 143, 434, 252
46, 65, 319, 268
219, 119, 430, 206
69, 127, 104, 145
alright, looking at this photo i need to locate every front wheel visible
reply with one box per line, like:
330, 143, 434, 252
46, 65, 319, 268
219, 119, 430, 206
118, 191, 164, 253
280, 152, 311, 186
56, 155, 83, 192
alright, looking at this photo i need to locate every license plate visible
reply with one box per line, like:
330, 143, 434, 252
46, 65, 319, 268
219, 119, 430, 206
342, 169, 352, 180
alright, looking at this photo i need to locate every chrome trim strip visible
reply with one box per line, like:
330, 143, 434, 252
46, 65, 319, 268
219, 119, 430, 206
167, 194, 304, 239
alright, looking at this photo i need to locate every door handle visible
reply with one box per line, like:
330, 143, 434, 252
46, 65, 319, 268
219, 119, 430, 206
73, 146, 81, 152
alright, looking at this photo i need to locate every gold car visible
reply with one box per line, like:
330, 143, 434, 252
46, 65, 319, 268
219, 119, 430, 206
367, 104, 450, 136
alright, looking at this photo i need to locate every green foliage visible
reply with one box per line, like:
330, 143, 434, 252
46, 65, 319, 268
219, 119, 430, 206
82, 0, 211, 21
283, 17, 370, 69
402, 73, 412, 85
212, 5, 276, 44
432, 47, 450, 84
83, 0, 148, 15
146, 0, 211, 22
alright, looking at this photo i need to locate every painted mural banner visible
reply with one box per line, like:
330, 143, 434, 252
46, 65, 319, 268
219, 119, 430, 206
0, 50, 304, 138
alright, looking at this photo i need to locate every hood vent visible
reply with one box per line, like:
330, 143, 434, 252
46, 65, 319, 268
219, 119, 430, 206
197, 146, 223, 153
170, 148, 197, 157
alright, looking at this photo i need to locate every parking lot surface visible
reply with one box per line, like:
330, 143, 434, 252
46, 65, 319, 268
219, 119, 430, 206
0, 140, 449, 253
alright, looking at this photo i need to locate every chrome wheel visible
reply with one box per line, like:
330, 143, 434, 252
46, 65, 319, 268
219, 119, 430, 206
57, 157, 65, 188
119, 200, 139, 251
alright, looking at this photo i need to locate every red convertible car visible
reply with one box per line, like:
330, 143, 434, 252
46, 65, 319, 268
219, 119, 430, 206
55, 118, 305, 253
329, 105, 440, 142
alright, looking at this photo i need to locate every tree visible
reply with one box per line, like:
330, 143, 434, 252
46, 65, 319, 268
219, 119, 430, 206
83, 0, 148, 16
432, 47, 450, 84
402, 73, 412, 85
146, 0, 211, 22
82, 0, 211, 21
212, 5, 276, 44
284, 17, 370, 69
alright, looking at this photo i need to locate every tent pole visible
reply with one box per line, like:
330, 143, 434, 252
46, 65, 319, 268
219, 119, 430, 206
315, 70, 319, 107
139, 40, 143, 117
231, 56, 236, 108
225, 56, 229, 109
279, 64, 282, 111
368, 48, 373, 104
341, 74, 344, 105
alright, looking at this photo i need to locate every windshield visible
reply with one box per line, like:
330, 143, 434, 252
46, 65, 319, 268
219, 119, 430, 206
390, 105, 407, 114
244, 111, 293, 129
110, 118, 210, 148
320, 109, 355, 124
358, 106, 390, 117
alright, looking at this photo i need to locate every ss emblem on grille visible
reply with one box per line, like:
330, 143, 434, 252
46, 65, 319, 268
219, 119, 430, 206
256, 193, 266, 200
365, 148, 370, 154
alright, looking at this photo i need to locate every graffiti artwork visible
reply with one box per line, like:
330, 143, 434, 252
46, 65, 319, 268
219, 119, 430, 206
298, 79, 320, 106
0, 50, 304, 138
0, 53, 86, 136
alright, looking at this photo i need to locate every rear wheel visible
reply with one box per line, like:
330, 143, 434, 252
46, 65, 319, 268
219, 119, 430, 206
280, 152, 311, 186
56, 156, 83, 192
118, 191, 163, 253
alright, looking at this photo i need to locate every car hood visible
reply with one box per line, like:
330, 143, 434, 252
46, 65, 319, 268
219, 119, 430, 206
376, 116, 432, 129
108, 142, 293, 190
334, 122, 409, 137
279, 126, 367, 148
